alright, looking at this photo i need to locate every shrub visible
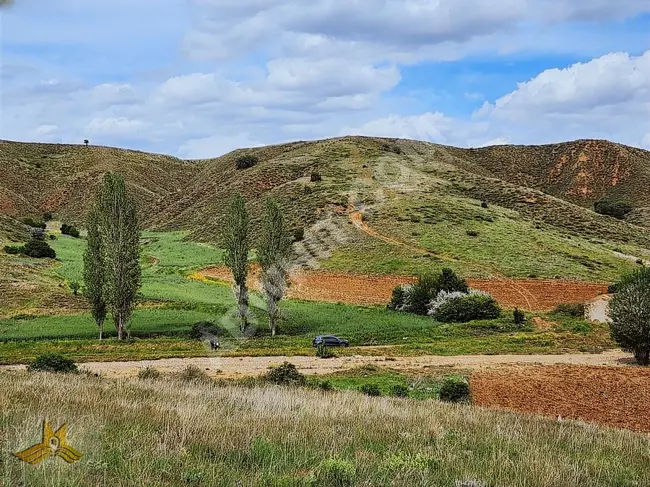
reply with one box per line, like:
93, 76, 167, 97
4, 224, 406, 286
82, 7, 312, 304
359, 383, 381, 396
387, 285, 408, 311
138, 367, 161, 380
189, 321, 221, 340
434, 293, 501, 323
48, 234, 56, 240
265, 362, 306, 386
4, 245, 22, 255
235, 154, 259, 169
316, 379, 334, 391
28, 353, 78, 373
466, 230, 479, 237
316, 343, 335, 359
439, 376, 470, 402
30, 228, 46, 241
311, 458, 356, 487
392, 268, 469, 315
310, 171, 322, 182
428, 290, 473, 316
481, 201, 489, 209
390, 384, 409, 398
293, 227, 305, 242
21, 217, 46, 229
594, 198, 633, 219
69, 281, 81, 296
22, 239, 56, 258
179, 365, 211, 383
61, 223, 80, 238
513, 308, 526, 326
608, 282, 619, 294
610, 267, 650, 365
553, 303, 585, 317
42, 212, 53, 222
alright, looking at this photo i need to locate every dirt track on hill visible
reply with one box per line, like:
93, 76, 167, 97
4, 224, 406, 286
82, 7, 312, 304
197, 267, 608, 311
0, 350, 629, 379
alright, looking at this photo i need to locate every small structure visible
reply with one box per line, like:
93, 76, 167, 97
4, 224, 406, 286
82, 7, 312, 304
584, 294, 613, 324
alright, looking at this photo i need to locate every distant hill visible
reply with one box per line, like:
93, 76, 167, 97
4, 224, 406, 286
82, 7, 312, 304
2, 136, 650, 280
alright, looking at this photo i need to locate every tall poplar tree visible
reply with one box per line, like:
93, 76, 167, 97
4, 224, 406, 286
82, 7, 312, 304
223, 193, 250, 332
98, 173, 141, 340
258, 198, 292, 336
83, 204, 107, 340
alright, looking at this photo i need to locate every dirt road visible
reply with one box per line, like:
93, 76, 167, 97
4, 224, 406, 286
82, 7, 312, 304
0, 350, 629, 379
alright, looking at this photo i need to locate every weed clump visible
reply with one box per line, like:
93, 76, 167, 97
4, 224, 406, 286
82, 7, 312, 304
513, 308, 526, 326
21, 217, 46, 229
235, 154, 259, 170
311, 458, 356, 486
390, 384, 409, 398
439, 376, 470, 403
360, 383, 381, 396
61, 223, 80, 238
28, 353, 78, 373
553, 303, 585, 317
316, 343, 335, 359
138, 366, 161, 380
310, 171, 322, 182
265, 362, 306, 386
179, 365, 211, 383
594, 198, 632, 219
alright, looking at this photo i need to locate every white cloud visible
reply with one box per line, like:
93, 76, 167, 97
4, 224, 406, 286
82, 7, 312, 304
178, 133, 264, 159
85, 117, 150, 138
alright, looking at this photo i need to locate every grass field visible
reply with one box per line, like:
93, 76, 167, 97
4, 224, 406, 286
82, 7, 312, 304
1, 372, 649, 486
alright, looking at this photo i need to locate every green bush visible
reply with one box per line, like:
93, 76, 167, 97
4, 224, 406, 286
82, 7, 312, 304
466, 230, 479, 237
21, 217, 46, 229
481, 201, 489, 209
22, 239, 56, 258
28, 353, 78, 373
553, 303, 585, 317
387, 284, 407, 311
390, 384, 409, 398
311, 458, 356, 486
439, 376, 470, 402
513, 308, 526, 326
316, 343, 335, 359
434, 294, 501, 323
138, 367, 161, 380
42, 212, 53, 222
4, 245, 22, 255
293, 227, 305, 242
360, 383, 381, 396
179, 365, 211, 383
69, 281, 81, 296
315, 380, 334, 391
235, 154, 259, 169
610, 267, 650, 365
189, 321, 222, 340
390, 268, 469, 315
61, 223, 80, 238
594, 198, 633, 219
265, 362, 306, 386
310, 172, 322, 182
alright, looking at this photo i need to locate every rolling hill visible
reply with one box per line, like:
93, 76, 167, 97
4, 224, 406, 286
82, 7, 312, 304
2, 136, 650, 281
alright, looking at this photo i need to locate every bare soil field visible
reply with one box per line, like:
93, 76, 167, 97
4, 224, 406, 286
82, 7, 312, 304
198, 267, 608, 310
471, 365, 650, 432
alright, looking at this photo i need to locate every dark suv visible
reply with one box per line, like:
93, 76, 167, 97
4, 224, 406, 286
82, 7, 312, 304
312, 335, 349, 347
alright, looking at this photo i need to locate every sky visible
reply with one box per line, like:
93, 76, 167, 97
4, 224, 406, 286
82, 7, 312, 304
1, 0, 650, 159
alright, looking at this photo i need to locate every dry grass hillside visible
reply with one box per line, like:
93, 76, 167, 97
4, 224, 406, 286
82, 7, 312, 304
0, 140, 198, 223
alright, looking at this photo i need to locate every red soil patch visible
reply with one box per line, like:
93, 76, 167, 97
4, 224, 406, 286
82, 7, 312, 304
197, 267, 607, 310
471, 365, 650, 433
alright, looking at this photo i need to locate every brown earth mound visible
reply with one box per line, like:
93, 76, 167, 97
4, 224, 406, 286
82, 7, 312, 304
197, 267, 608, 310
471, 365, 650, 432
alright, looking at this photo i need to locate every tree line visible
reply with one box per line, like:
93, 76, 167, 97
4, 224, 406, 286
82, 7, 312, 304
82, 174, 292, 340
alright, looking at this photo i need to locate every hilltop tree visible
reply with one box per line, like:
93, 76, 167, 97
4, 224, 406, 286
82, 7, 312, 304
98, 173, 141, 340
224, 193, 251, 332
83, 205, 107, 340
610, 267, 650, 365
258, 199, 293, 337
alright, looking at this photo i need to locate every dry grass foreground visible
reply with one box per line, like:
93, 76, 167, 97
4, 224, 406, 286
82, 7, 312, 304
1, 372, 649, 486
198, 266, 608, 310
471, 364, 650, 433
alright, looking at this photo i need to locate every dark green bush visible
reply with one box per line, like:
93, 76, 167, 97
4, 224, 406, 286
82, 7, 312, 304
189, 321, 222, 340
513, 308, 526, 326
434, 294, 501, 323
466, 230, 479, 237
594, 198, 633, 219
481, 201, 489, 209
22, 239, 56, 258
61, 223, 80, 238
387, 285, 407, 311
42, 212, 53, 222
316, 343, 335, 359
316, 380, 334, 391
21, 217, 46, 229
4, 245, 22, 255
265, 362, 306, 386
553, 303, 585, 317
390, 384, 409, 398
235, 154, 259, 169
310, 171, 322, 182
608, 283, 619, 294
391, 268, 470, 315
293, 227, 305, 242
439, 376, 470, 402
360, 383, 381, 396
28, 353, 78, 373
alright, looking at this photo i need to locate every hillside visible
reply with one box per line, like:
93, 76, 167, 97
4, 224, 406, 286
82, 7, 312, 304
0, 140, 198, 223
2, 136, 650, 280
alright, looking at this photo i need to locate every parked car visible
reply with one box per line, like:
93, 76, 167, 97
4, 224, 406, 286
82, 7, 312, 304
312, 335, 349, 347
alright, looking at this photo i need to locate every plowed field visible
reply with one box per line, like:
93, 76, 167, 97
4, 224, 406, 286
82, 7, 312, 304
471, 365, 650, 432
197, 267, 608, 311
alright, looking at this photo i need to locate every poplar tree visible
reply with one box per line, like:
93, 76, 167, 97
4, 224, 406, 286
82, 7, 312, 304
98, 173, 141, 340
223, 193, 250, 332
258, 198, 292, 336
83, 204, 107, 339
